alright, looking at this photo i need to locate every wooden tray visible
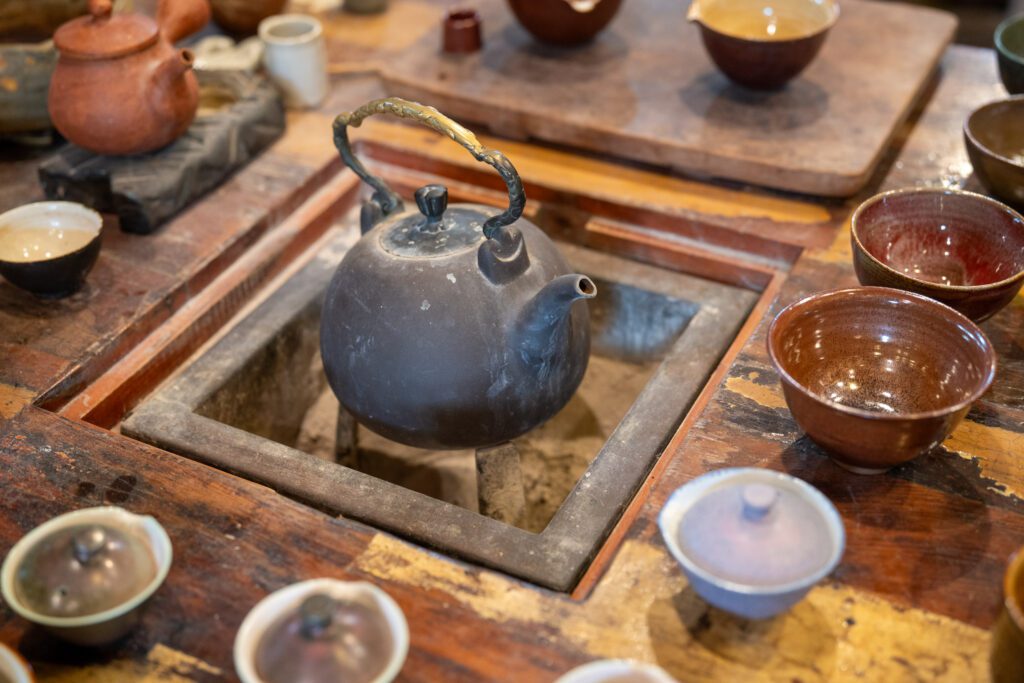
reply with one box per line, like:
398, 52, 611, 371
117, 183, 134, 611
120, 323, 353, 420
380, 0, 957, 197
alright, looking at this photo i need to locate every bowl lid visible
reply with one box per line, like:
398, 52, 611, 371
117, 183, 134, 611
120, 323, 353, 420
13, 523, 158, 618
54, 0, 158, 60
254, 592, 397, 683
678, 473, 836, 586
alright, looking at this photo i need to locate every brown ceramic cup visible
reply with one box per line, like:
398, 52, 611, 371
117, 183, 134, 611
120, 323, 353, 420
965, 97, 1024, 211
851, 188, 1024, 323
767, 287, 996, 474
507, 0, 623, 47
992, 547, 1024, 683
443, 9, 482, 54
688, 0, 839, 89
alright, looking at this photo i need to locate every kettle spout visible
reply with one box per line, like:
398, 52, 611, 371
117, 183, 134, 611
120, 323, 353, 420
149, 49, 194, 114
518, 274, 596, 361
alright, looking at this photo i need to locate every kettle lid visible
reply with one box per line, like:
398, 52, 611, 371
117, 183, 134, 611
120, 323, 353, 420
379, 184, 496, 258
54, 0, 159, 60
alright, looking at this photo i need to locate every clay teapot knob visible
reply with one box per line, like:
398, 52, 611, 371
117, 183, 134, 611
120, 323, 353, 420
89, 0, 114, 19
414, 185, 448, 227
741, 483, 779, 521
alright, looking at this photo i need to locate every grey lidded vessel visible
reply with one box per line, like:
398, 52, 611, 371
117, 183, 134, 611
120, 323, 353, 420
321, 98, 596, 450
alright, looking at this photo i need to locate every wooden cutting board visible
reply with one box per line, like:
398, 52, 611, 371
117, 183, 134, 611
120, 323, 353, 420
380, 0, 957, 197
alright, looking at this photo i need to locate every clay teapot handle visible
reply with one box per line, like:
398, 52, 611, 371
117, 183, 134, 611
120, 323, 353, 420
333, 97, 526, 240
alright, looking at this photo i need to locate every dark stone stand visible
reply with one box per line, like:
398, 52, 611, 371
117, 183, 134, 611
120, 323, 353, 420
38, 70, 285, 235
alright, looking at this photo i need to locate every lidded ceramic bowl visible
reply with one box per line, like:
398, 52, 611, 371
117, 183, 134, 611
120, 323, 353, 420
234, 578, 409, 683
0, 506, 172, 646
658, 468, 844, 620
556, 659, 678, 682
0, 201, 102, 298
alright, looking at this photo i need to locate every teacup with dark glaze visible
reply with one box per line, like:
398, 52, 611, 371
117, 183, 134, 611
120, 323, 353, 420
992, 547, 1024, 683
767, 287, 996, 474
687, 0, 839, 89
851, 188, 1024, 323
965, 97, 1024, 211
996, 14, 1024, 95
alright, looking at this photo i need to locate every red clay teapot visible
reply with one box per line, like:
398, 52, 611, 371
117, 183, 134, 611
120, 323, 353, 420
49, 0, 210, 155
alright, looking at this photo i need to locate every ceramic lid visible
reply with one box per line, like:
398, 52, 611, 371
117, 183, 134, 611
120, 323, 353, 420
677, 473, 836, 586
254, 592, 397, 683
380, 184, 492, 258
53, 0, 159, 60
13, 523, 158, 618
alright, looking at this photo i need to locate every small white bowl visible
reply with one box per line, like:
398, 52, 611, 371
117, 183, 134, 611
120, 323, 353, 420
0, 506, 172, 646
234, 578, 409, 683
556, 659, 678, 683
0, 644, 34, 683
658, 468, 844, 620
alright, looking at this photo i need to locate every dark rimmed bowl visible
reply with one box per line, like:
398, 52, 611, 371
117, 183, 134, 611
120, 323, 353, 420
996, 14, 1024, 95
688, 0, 839, 90
0, 201, 103, 298
851, 188, 1024, 323
965, 97, 1024, 211
992, 547, 1024, 683
767, 287, 996, 474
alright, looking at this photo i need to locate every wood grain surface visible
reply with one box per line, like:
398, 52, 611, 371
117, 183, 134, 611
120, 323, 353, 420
381, 0, 956, 196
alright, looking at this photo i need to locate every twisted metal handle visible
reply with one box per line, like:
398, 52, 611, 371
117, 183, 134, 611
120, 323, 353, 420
332, 97, 526, 240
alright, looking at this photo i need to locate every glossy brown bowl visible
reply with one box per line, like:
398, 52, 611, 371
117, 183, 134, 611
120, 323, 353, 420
996, 14, 1024, 95
851, 189, 1024, 323
688, 0, 839, 90
767, 287, 995, 474
965, 97, 1024, 211
507, 0, 623, 46
992, 547, 1024, 683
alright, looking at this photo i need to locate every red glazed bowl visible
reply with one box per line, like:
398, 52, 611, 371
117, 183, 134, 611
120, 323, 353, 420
767, 287, 995, 474
851, 188, 1024, 323
688, 0, 839, 90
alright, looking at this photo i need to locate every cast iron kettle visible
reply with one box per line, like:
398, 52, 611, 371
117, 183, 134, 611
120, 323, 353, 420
321, 98, 596, 450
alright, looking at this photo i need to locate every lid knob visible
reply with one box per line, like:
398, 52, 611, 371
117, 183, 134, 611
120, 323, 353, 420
89, 0, 114, 19
299, 594, 335, 639
741, 483, 779, 521
414, 185, 448, 228
71, 526, 108, 564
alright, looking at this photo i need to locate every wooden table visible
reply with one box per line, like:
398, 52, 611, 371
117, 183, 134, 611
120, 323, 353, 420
0, 2, 1020, 680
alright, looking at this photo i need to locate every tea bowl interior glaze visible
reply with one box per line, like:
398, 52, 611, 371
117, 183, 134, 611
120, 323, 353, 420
965, 97, 1024, 211
767, 287, 995, 473
0, 201, 102, 298
996, 14, 1024, 94
851, 189, 1024, 322
689, 0, 839, 89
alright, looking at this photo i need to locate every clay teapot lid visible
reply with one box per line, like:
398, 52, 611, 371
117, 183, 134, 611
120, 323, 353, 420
54, 0, 159, 60
677, 471, 837, 586
254, 593, 397, 683
12, 523, 158, 618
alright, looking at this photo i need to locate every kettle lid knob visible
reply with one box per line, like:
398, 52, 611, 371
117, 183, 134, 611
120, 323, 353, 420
414, 185, 448, 225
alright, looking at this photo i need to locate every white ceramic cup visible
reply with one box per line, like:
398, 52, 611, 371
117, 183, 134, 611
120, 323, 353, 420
258, 14, 329, 109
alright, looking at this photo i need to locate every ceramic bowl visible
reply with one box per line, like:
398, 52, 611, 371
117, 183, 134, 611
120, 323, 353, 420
0, 506, 172, 647
767, 287, 996, 474
658, 468, 844, 620
556, 659, 678, 682
234, 578, 409, 683
996, 14, 1024, 95
0, 201, 102, 298
851, 188, 1024, 322
507, 0, 623, 47
965, 97, 1024, 212
992, 547, 1024, 683
0, 644, 34, 683
687, 0, 839, 90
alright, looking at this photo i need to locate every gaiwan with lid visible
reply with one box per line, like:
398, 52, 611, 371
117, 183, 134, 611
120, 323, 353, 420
0, 506, 172, 646
234, 578, 409, 683
658, 467, 844, 619
48, 0, 210, 155
321, 98, 595, 450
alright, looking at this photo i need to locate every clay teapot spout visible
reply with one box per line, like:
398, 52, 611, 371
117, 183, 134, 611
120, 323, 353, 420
157, 0, 211, 43
518, 274, 596, 362
150, 48, 195, 117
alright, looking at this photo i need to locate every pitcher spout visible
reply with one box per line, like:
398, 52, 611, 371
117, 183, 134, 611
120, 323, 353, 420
518, 274, 596, 361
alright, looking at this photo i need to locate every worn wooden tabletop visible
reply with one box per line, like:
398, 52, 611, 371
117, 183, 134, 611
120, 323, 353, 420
0, 1, 1021, 680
